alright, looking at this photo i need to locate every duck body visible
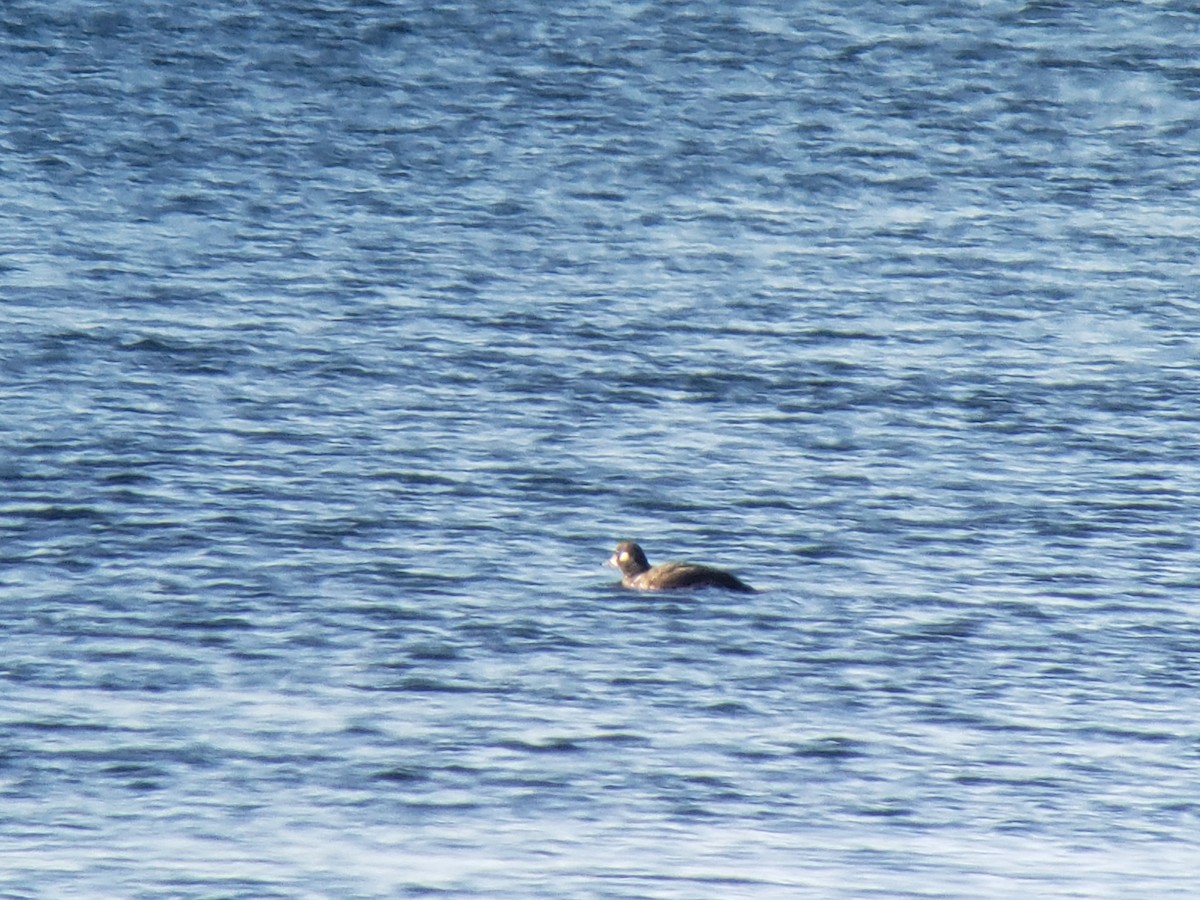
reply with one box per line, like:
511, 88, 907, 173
607, 540, 754, 593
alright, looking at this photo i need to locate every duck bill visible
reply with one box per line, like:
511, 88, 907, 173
605, 554, 618, 569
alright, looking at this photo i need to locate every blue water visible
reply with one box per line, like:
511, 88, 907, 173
4, 1, 1200, 896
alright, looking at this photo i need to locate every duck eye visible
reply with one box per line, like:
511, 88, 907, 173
618, 551, 629, 561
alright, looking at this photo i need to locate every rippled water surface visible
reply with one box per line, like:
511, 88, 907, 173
4, 1, 1200, 896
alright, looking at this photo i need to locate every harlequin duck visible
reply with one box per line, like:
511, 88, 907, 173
607, 540, 754, 593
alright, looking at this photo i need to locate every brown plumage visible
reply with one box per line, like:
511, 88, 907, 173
606, 540, 754, 593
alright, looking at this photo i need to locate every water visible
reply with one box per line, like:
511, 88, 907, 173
3, 1, 1200, 896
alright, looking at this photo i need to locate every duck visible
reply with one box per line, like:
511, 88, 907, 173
606, 540, 754, 593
